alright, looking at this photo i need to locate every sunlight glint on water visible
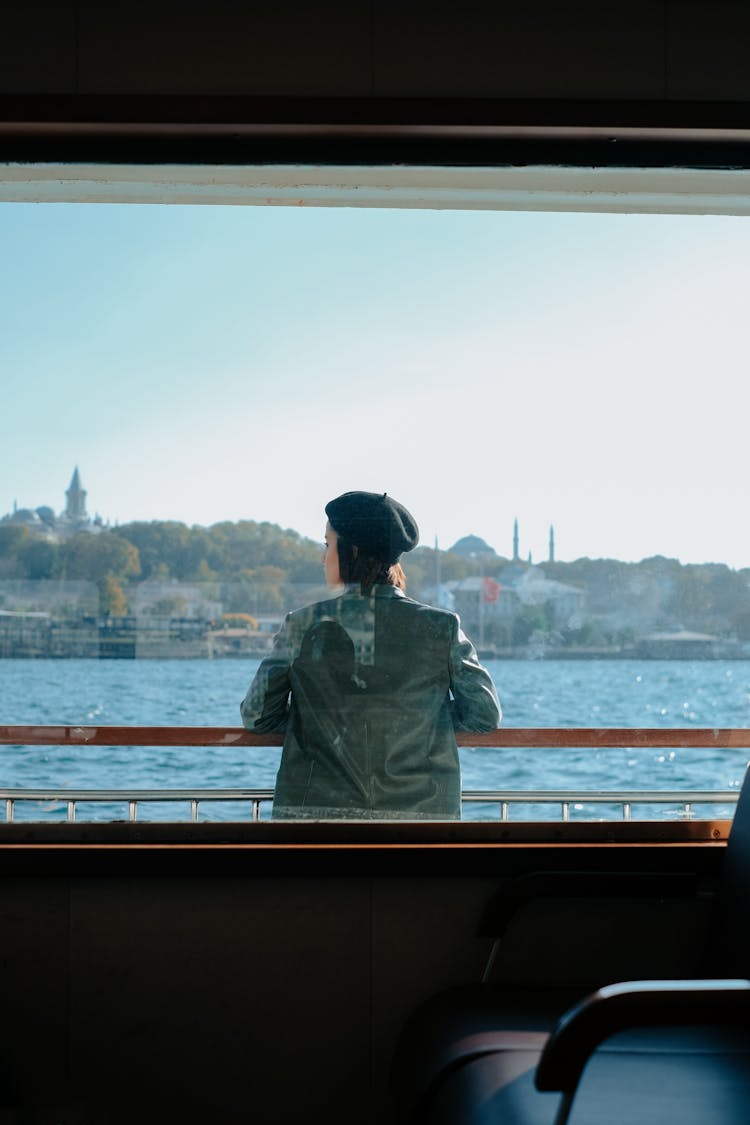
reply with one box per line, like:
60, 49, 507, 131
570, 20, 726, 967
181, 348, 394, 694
1, 658, 749, 822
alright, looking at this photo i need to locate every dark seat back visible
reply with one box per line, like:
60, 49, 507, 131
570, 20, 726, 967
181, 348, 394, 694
707, 763, 750, 975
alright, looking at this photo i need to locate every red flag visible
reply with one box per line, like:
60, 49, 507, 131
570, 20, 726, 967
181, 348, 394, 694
482, 577, 501, 603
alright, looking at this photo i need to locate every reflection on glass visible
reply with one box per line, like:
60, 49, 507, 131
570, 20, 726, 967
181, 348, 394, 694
1, 203, 749, 820
241, 491, 500, 819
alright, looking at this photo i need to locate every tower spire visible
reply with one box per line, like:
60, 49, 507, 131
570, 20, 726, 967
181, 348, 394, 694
513, 518, 519, 562
65, 466, 88, 521
549, 524, 555, 563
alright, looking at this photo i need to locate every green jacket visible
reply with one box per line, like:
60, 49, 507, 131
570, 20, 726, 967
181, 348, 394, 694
240, 584, 501, 819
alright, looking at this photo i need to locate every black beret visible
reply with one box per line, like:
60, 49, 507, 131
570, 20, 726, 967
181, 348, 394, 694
325, 491, 419, 563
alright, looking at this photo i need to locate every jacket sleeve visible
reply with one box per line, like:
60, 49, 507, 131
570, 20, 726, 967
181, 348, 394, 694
448, 616, 502, 732
240, 614, 293, 732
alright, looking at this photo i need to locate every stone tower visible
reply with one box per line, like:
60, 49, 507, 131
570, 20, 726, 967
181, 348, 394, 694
549, 525, 555, 563
513, 518, 519, 561
65, 467, 88, 521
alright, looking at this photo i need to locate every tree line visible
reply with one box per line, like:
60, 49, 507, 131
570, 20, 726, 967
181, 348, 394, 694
0, 520, 326, 583
0, 519, 328, 617
1, 520, 749, 638
543, 555, 750, 641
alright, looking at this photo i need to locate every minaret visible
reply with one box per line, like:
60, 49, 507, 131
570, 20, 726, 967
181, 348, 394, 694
65, 467, 88, 521
513, 518, 519, 561
549, 525, 555, 563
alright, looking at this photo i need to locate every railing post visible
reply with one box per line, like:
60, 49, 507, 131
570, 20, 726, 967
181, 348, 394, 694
0, 789, 739, 823
0, 725, 745, 826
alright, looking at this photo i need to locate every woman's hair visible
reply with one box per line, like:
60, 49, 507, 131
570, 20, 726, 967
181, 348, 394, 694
337, 536, 406, 592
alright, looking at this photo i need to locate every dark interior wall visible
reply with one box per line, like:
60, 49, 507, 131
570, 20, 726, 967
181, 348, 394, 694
0, 862, 497, 1124
0, 842, 722, 1124
2, 1, 750, 101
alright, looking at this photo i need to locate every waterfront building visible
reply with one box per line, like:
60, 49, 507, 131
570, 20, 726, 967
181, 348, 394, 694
511, 567, 584, 624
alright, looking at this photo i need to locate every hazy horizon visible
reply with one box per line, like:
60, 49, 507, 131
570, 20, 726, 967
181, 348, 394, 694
3, 202, 749, 568
4, 478, 748, 573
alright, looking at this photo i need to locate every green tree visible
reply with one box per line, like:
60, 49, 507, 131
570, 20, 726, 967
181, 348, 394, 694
98, 574, 128, 616
668, 563, 748, 632
20, 538, 61, 580
560, 618, 600, 647
0, 524, 31, 556
0, 525, 31, 576
194, 558, 217, 582
731, 608, 750, 641
512, 605, 549, 646
63, 532, 141, 583
113, 522, 190, 579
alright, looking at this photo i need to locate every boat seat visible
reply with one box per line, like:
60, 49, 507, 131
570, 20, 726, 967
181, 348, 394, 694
411, 981, 750, 1124
534, 978, 750, 1125
393, 875, 714, 1121
392, 766, 750, 1123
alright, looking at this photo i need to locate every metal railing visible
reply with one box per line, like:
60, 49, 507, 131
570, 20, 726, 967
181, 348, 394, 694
461, 788, 739, 821
0, 785, 739, 823
0, 725, 747, 823
0, 787, 276, 823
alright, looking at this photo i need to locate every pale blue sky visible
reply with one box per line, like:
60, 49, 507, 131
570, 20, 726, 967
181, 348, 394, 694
2, 202, 748, 567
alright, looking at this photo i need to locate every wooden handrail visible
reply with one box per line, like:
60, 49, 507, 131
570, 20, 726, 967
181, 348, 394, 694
1, 725, 749, 748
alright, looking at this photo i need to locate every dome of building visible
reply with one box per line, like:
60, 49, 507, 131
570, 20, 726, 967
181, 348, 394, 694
8, 508, 40, 525
448, 534, 498, 558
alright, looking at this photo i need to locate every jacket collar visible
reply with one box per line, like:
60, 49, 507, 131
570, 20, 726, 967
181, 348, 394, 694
341, 583, 406, 600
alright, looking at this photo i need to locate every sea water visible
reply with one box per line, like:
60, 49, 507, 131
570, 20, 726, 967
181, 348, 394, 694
1, 658, 749, 821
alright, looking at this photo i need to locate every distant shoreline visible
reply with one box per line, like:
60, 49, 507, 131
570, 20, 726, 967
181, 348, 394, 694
2, 650, 749, 662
